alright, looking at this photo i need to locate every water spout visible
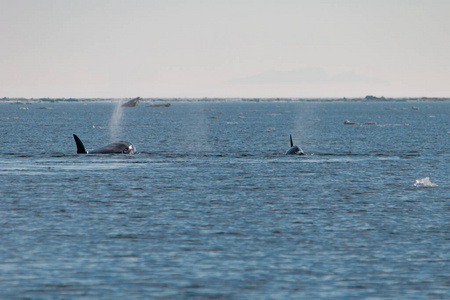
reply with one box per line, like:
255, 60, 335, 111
109, 99, 124, 142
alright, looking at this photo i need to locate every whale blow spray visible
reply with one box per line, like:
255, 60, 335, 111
109, 99, 124, 142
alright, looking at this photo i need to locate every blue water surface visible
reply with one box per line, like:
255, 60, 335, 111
0, 101, 449, 299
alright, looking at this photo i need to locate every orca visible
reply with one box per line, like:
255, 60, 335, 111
73, 134, 136, 154
286, 134, 304, 155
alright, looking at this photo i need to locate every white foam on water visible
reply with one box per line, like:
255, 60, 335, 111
414, 177, 438, 187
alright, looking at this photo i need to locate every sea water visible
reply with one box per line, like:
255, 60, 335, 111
0, 101, 448, 299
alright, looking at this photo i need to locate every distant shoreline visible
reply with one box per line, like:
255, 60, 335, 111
1, 96, 449, 104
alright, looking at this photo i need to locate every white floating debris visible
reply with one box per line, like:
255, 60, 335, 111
414, 177, 438, 187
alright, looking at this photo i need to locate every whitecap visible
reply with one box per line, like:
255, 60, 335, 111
414, 177, 438, 187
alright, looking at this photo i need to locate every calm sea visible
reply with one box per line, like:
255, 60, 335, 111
0, 101, 448, 299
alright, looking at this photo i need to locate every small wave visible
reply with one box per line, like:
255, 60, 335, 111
314, 151, 420, 158
376, 123, 410, 127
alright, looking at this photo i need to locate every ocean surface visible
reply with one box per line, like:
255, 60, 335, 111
0, 101, 448, 299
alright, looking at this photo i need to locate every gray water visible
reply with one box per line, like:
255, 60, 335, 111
0, 101, 449, 299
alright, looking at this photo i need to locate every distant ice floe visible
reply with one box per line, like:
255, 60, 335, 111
414, 177, 438, 187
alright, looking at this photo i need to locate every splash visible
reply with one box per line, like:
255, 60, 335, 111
414, 177, 438, 187
109, 99, 124, 142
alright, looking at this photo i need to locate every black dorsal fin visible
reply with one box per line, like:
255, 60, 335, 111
73, 134, 88, 154
290, 134, 294, 147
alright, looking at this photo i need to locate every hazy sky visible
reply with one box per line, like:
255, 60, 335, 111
1, 0, 449, 98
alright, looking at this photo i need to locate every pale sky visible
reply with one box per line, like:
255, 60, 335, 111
1, 0, 449, 98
